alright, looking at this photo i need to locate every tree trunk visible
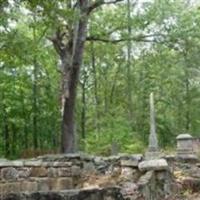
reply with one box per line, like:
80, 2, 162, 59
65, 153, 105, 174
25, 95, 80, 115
60, 3, 89, 153
81, 66, 87, 139
126, 0, 134, 122
61, 93, 76, 153
1, 92, 10, 157
51, 0, 122, 153
2, 97, 9, 157
110, 62, 121, 104
4, 116, 9, 157
185, 67, 190, 131
33, 56, 38, 149
32, 14, 38, 149
91, 41, 100, 132
11, 123, 17, 155
20, 88, 28, 149
183, 46, 191, 132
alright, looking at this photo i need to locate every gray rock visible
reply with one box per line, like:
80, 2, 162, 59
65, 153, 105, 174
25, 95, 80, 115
0, 160, 24, 167
163, 155, 176, 161
1, 167, 19, 180
21, 181, 38, 192
130, 154, 143, 161
138, 170, 154, 186
48, 167, 58, 177
24, 160, 42, 167
18, 168, 31, 178
53, 161, 72, 167
83, 162, 96, 173
37, 178, 50, 192
121, 167, 137, 181
120, 160, 138, 167
71, 166, 81, 176
103, 155, 120, 162
196, 163, 200, 167
138, 159, 168, 171
121, 182, 139, 197
58, 168, 71, 177
38, 153, 81, 162
94, 157, 105, 165
119, 154, 143, 161
80, 153, 94, 161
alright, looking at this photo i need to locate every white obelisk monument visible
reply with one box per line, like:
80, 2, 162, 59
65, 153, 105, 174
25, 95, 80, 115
145, 92, 160, 159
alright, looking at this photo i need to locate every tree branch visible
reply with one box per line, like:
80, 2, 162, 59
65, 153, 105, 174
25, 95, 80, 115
48, 36, 62, 55
86, 33, 164, 43
37, 27, 49, 44
47, 28, 68, 56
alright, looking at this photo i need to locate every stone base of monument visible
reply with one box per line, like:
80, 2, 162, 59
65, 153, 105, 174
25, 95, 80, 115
176, 134, 198, 162
176, 152, 198, 162
145, 151, 161, 160
138, 159, 169, 171
137, 159, 173, 199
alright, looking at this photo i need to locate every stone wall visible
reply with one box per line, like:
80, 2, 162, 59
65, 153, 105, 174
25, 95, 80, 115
0, 155, 81, 194
1, 187, 124, 200
0, 154, 174, 200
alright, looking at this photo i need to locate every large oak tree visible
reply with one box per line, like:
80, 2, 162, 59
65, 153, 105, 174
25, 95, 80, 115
47, 0, 123, 153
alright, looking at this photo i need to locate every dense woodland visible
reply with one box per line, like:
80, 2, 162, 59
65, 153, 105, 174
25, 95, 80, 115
1, 0, 200, 158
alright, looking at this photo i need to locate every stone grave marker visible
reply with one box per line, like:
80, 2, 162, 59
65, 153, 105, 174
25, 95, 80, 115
176, 133, 197, 160
145, 92, 160, 160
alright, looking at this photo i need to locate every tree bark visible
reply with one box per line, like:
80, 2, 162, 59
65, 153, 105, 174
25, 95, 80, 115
60, 2, 89, 153
110, 62, 121, 104
126, 0, 134, 122
20, 87, 28, 149
11, 123, 17, 155
32, 13, 38, 149
32, 56, 38, 149
185, 64, 190, 131
81, 66, 87, 139
183, 45, 191, 132
91, 41, 100, 132
4, 115, 9, 157
2, 94, 9, 157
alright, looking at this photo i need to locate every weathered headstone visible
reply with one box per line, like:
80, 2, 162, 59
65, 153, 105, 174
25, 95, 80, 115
176, 133, 197, 160
145, 92, 160, 160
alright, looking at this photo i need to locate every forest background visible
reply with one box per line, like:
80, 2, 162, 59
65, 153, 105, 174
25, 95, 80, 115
1, 0, 200, 158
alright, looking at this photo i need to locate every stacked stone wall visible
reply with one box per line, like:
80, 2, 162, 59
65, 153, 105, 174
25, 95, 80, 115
0, 154, 176, 200
0, 154, 142, 195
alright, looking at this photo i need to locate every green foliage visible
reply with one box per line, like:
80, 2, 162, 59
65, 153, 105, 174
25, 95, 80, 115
83, 114, 145, 156
1, 0, 200, 158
